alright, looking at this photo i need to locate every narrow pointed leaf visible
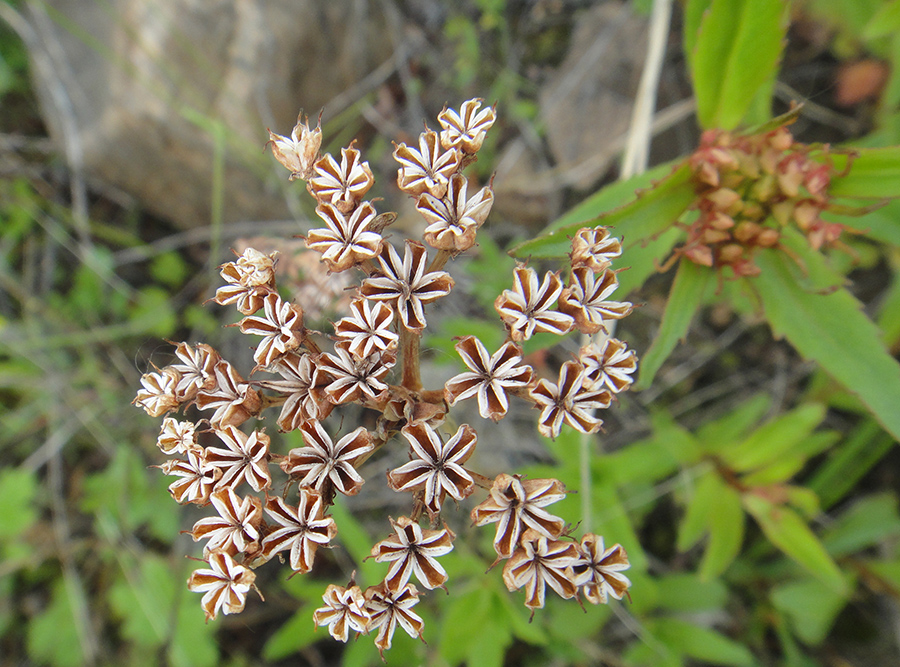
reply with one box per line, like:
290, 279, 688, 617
828, 147, 900, 199
510, 162, 693, 260
754, 245, 900, 444
690, 0, 788, 130
743, 494, 847, 593
636, 258, 711, 389
723, 403, 826, 472
700, 483, 745, 580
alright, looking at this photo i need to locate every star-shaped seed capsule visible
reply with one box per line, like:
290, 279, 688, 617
359, 240, 454, 331
280, 420, 374, 499
502, 529, 582, 613
529, 360, 612, 439
260, 488, 337, 574
471, 473, 567, 560
444, 336, 533, 422
494, 266, 574, 342
187, 551, 258, 621
306, 201, 383, 273
370, 516, 455, 591
387, 422, 477, 518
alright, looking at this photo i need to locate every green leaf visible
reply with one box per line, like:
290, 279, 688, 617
0, 467, 38, 541
828, 147, 900, 199
771, 578, 850, 645
636, 259, 711, 389
809, 419, 895, 509
440, 587, 513, 667
741, 431, 839, 486
677, 470, 720, 552
723, 403, 826, 472
683, 0, 713, 67
822, 493, 900, 558
700, 483, 745, 580
754, 245, 900, 444
649, 617, 756, 666
743, 494, 847, 593
263, 609, 319, 660
656, 573, 729, 612
862, 0, 900, 41
695, 394, 772, 453
510, 162, 693, 260
27, 581, 85, 667
690, 0, 788, 130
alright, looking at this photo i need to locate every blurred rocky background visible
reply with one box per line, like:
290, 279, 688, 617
18, 0, 668, 235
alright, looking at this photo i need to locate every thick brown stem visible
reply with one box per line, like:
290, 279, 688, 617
400, 326, 422, 392
426, 249, 453, 273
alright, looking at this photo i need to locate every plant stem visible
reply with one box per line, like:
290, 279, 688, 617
400, 326, 422, 392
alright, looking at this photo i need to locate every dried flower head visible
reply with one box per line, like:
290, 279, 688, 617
438, 98, 496, 153
364, 582, 425, 656
260, 489, 337, 573
529, 360, 612, 439
215, 248, 277, 315
370, 516, 455, 591
573, 534, 632, 605
495, 266, 574, 342
387, 422, 477, 518
502, 529, 582, 613
187, 551, 258, 621
471, 474, 567, 560
314, 583, 370, 642
444, 336, 533, 421
359, 240, 454, 331
308, 144, 374, 212
394, 130, 461, 198
306, 202, 383, 273
268, 111, 322, 180
280, 420, 374, 499
418, 173, 494, 253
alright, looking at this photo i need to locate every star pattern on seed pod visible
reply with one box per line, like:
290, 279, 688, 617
417, 173, 494, 253
471, 473, 567, 560
204, 425, 271, 492
437, 98, 496, 153
308, 144, 374, 212
579, 338, 638, 394
189, 486, 263, 557
313, 583, 370, 642
260, 488, 337, 574
387, 422, 477, 518
569, 227, 623, 273
187, 551, 257, 621
529, 360, 612, 439
558, 267, 633, 335
502, 529, 583, 613
394, 130, 461, 198
572, 533, 632, 605
157, 417, 197, 455
444, 336, 533, 421
370, 516, 455, 591
315, 346, 394, 406
134, 368, 180, 417
238, 293, 304, 369
494, 266, 574, 342
159, 446, 222, 505
359, 240, 454, 331
281, 420, 374, 499
306, 201, 383, 272
364, 582, 425, 656
254, 353, 328, 431
214, 248, 277, 315
267, 111, 322, 180
334, 298, 398, 360
195, 360, 262, 427
168, 341, 219, 401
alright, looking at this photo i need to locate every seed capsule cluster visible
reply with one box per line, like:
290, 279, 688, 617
134, 100, 635, 655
